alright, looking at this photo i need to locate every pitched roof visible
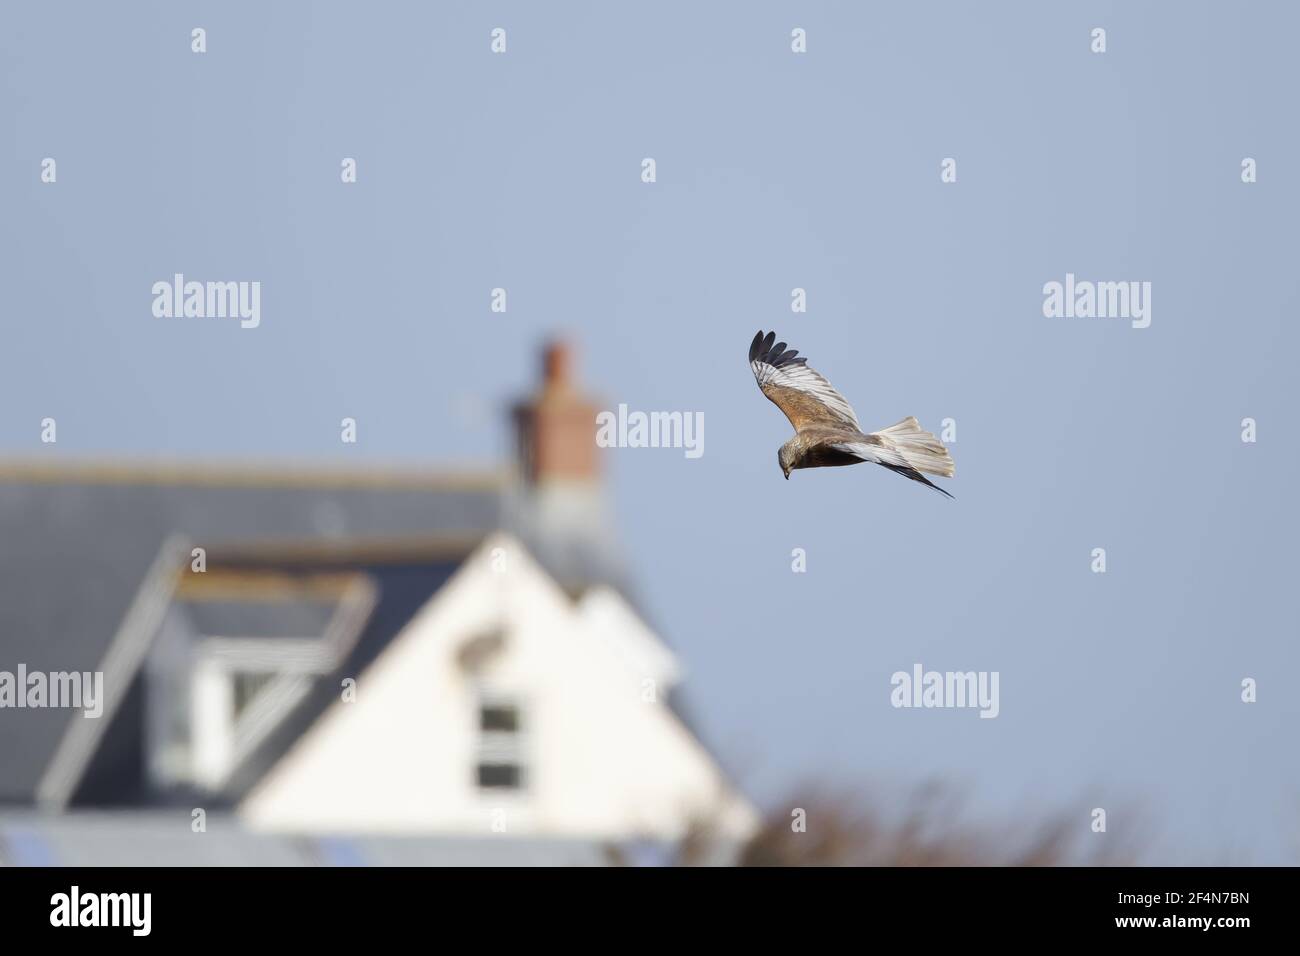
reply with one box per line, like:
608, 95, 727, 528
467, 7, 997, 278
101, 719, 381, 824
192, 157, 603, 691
0, 460, 503, 804
64, 538, 481, 809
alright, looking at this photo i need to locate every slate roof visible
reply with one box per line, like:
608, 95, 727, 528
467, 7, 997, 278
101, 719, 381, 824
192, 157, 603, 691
66, 541, 480, 808
0, 460, 504, 804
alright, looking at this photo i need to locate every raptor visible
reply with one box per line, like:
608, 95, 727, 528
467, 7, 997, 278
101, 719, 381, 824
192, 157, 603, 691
747, 330, 955, 497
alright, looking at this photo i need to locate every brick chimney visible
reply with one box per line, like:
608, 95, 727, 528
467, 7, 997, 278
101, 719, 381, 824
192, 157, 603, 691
512, 341, 600, 487
507, 339, 624, 595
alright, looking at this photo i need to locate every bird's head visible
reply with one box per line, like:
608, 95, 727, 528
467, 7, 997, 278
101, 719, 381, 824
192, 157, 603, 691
777, 446, 793, 480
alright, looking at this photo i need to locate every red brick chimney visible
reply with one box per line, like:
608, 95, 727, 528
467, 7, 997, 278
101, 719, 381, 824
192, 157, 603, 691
513, 341, 600, 486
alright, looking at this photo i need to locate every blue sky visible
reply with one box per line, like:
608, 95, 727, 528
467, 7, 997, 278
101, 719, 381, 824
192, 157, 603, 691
3, 1, 1298, 862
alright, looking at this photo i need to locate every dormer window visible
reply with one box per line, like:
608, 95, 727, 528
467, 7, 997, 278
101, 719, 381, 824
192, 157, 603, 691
144, 568, 374, 795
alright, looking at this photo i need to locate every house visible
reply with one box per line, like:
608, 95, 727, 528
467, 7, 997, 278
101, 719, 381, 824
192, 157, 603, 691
0, 343, 757, 864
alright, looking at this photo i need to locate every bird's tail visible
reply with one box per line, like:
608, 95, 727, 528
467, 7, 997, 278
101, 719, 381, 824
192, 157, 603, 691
872, 417, 955, 478
873, 417, 955, 497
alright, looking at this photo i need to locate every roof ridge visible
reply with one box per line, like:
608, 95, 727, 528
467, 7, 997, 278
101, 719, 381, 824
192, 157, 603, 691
0, 458, 506, 490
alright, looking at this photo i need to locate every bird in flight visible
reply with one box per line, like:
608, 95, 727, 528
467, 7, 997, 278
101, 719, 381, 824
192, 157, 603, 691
748, 330, 955, 497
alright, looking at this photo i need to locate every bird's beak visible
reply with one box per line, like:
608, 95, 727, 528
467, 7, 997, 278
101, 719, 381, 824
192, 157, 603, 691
784, 472, 790, 480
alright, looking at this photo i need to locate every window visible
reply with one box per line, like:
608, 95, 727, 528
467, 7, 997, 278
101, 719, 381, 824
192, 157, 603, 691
476, 763, 523, 789
475, 696, 526, 792
480, 703, 519, 733
233, 671, 276, 719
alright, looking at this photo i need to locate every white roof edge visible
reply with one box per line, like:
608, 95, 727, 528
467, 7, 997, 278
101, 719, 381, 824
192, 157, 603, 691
35, 534, 192, 809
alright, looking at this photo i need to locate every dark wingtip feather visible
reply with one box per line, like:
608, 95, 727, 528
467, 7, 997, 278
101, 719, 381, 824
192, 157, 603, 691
881, 463, 955, 499
750, 331, 810, 369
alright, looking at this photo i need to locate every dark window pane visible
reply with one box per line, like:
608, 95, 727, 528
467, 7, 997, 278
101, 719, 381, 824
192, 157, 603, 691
480, 704, 519, 733
233, 672, 275, 718
477, 763, 523, 789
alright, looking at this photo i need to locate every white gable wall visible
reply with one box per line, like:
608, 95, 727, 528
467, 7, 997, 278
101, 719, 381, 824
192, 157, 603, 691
239, 534, 757, 841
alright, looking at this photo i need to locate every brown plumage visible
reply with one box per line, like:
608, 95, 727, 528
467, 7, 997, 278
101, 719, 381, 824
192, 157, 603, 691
748, 330, 955, 497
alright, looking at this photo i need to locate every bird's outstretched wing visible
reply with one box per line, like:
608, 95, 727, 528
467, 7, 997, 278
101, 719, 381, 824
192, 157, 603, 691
748, 330, 862, 432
